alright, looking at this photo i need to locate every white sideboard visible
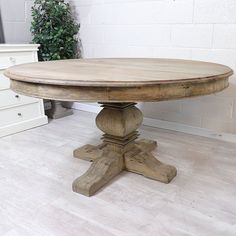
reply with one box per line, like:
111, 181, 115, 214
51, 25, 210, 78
0, 44, 48, 137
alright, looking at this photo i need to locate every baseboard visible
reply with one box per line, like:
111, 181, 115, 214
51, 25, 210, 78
71, 102, 236, 143
143, 117, 236, 143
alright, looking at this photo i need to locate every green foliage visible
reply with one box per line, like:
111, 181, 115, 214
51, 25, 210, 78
31, 0, 80, 61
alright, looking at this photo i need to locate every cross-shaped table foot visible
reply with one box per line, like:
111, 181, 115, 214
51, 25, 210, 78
73, 150, 124, 196
124, 148, 177, 184
73, 103, 177, 196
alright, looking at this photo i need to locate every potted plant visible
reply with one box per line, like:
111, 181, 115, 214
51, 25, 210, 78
31, 0, 80, 118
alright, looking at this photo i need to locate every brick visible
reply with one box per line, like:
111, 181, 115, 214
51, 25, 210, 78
153, 47, 192, 60
91, 45, 155, 58
80, 26, 104, 44
85, 4, 104, 25
213, 24, 236, 49
81, 43, 94, 58
194, 0, 236, 23
103, 25, 171, 46
73, 5, 91, 25
93, 1, 193, 25
171, 24, 213, 48
72, 0, 102, 7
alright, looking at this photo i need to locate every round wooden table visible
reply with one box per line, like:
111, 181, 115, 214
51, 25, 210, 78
5, 58, 233, 197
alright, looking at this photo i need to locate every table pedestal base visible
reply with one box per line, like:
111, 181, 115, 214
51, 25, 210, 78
73, 103, 177, 196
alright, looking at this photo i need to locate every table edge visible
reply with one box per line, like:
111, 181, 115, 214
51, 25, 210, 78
4, 68, 233, 87
10, 76, 230, 102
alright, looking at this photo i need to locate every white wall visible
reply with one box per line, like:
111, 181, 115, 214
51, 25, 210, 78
71, 0, 236, 134
1, 0, 236, 134
0, 0, 33, 43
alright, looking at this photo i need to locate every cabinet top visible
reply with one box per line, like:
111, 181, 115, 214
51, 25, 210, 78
0, 44, 40, 52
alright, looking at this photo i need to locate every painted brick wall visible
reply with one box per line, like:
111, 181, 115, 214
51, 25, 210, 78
71, 0, 236, 134
1, 0, 236, 134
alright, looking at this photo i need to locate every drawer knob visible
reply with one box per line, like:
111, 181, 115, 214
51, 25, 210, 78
15, 95, 20, 98
17, 113, 22, 117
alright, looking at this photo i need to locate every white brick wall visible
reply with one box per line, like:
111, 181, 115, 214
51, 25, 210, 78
71, 0, 236, 134
1, 0, 236, 134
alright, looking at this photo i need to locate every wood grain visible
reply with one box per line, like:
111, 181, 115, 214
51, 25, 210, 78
4, 58, 233, 102
4, 58, 233, 86
73, 103, 176, 196
9, 74, 230, 102
5, 58, 232, 87
3, 58, 234, 197
72, 150, 124, 197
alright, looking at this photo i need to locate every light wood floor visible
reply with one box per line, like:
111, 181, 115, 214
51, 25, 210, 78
0, 110, 236, 236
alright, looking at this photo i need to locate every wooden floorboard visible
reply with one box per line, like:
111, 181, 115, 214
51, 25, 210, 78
0, 110, 236, 236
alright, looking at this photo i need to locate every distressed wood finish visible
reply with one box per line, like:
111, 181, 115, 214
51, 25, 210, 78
9, 77, 229, 102
4, 58, 233, 86
73, 150, 124, 197
4, 58, 233, 196
5, 58, 233, 102
73, 103, 176, 196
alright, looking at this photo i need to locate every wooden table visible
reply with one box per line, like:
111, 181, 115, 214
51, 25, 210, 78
5, 58, 233, 197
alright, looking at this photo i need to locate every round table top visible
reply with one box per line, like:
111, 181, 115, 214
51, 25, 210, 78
5, 58, 233, 102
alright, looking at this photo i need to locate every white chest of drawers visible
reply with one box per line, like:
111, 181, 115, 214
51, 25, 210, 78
0, 44, 48, 137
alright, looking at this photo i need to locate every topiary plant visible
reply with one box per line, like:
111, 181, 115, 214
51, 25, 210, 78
31, 0, 80, 61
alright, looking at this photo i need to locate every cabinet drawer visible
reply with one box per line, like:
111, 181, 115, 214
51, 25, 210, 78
0, 51, 35, 68
0, 89, 39, 108
0, 70, 10, 89
0, 102, 42, 127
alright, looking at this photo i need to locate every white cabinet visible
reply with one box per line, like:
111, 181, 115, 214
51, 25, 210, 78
0, 44, 48, 137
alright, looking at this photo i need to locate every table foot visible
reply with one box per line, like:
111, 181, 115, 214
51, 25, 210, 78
72, 151, 124, 196
125, 151, 177, 184
73, 139, 157, 162
73, 144, 106, 161
135, 139, 157, 152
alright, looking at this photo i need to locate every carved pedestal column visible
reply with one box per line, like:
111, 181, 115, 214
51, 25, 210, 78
73, 103, 177, 196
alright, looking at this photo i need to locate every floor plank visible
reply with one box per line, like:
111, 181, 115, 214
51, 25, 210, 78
0, 110, 236, 236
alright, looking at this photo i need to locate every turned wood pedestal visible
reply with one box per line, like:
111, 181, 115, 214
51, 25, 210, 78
73, 103, 177, 196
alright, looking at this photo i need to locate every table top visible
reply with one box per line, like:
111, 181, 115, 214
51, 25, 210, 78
5, 58, 233, 87
4, 58, 233, 102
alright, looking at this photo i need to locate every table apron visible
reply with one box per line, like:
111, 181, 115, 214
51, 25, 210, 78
10, 77, 229, 102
